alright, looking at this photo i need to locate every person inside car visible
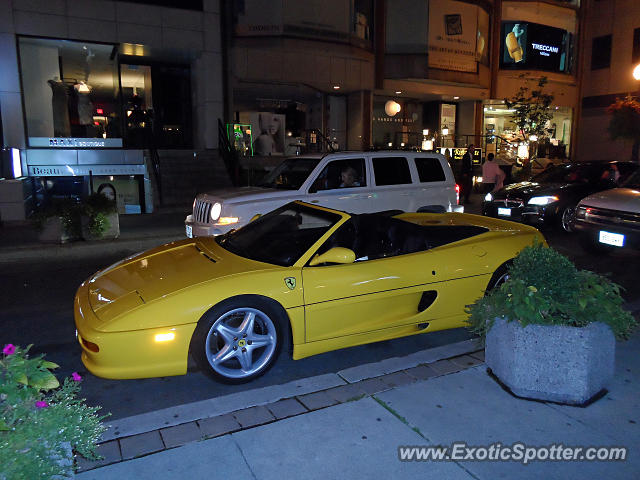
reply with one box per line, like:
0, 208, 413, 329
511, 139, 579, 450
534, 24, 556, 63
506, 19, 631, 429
340, 166, 361, 188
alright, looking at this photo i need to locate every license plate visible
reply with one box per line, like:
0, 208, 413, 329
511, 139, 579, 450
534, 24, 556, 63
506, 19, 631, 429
186, 225, 193, 238
599, 230, 624, 247
498, 207, 511, 216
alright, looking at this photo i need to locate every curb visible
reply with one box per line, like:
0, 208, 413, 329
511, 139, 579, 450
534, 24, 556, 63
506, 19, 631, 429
76, 347, 485, 473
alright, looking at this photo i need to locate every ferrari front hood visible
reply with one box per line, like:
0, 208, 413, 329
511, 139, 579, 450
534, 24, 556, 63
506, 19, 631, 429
86, 238, 272, 322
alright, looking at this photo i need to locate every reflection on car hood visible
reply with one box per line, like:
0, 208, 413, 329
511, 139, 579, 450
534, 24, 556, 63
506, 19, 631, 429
198, 186, 300, 205
579, 188, 640, 212
86, 238, 273, 323
496, 181, 573, 199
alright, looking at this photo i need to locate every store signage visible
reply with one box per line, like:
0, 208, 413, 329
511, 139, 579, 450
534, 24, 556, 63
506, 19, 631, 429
28, 164, 145, 177
501, 22, 571, 72
29, 138, 124, 148
428, 0, 479, 73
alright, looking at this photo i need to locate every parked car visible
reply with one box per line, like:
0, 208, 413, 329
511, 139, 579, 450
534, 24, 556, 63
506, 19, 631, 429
482, 161, 638, 232
572, 168, 640, 252
75, 201, 544, 383
185, 151, 462, 237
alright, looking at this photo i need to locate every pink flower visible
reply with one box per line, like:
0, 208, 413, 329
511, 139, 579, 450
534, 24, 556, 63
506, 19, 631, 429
35, 401, 49, 409
71, 372, 82, 382
2, 344, 15, 355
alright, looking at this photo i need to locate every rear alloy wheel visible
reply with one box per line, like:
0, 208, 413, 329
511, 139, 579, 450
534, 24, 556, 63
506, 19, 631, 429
486, 262, 511, 292
193, 299, 285, 383
559, 205, 577, 233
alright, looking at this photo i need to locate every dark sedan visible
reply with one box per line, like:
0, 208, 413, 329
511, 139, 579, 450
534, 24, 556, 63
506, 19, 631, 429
482, 161, 639, 232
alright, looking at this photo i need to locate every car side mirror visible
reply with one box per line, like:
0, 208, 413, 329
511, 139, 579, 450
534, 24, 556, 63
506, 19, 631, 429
309, 247, 356, 266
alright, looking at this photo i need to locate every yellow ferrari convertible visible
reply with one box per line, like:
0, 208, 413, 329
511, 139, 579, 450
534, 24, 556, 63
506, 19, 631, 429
74, 201, 544, 383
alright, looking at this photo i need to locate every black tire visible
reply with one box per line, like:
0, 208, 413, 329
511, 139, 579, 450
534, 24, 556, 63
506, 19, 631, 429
558, 204, 577, 233
486, 261, 512, 293
190, 296, 288, 384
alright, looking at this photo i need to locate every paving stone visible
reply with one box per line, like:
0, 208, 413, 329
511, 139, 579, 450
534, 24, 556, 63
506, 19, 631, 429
404, 364, 439, 380
160, 421, 202, 448
325, 383, 369, 403
232, 405, 275, 428
355, 377, 389, 395
267, 398, 308, 419
450, 354, 484, 369
75, 440, 121, 472
428, 359, 462, 375
297, 390, 339, 410
469, 350, 485, 362
378, 370, 415, 388
198, 413, 241, 438
119, 430, 164, 460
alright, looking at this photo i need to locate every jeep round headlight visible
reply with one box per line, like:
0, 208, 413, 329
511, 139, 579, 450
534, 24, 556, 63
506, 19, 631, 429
210, 202, 222, 221
528, 196, 559, 206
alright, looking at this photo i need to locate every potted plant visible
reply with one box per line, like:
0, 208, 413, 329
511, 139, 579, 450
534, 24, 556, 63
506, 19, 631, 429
31, 199, 82, 244
0, 344, 107, 480
80, 192, 119, 241
466, 243, 636, 405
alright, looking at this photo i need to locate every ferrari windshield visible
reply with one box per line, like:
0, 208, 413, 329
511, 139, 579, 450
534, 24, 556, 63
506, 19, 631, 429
258, 158, 321, 190
216, 203, 342, 266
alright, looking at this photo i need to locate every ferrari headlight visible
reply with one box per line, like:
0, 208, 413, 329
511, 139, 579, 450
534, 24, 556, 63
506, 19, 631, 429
210, 202, 222, 221
484, 193, 493, 202
528, 195, 559, 206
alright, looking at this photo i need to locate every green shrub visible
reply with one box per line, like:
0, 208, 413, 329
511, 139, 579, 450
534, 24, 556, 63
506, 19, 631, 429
466, 243, 637, 340
0, 345, 107, 480
82, 193, 117, 237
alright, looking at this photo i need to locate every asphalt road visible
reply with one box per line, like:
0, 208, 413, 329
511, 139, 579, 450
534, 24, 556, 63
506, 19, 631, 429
1, 225, 638, 421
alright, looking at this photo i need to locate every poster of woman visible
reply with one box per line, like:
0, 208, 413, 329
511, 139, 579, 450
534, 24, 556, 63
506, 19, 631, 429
251, 112, 286, 156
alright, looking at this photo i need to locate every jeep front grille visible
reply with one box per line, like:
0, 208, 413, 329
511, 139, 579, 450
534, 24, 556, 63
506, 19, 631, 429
194, 199, 212, 223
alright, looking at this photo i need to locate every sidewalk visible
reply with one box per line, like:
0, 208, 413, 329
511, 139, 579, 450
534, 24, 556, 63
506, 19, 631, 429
75, 330, 640, 479
0, 208, 189, 263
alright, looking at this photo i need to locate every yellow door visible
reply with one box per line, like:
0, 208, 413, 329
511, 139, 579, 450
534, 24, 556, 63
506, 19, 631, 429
301, 247, 485, 343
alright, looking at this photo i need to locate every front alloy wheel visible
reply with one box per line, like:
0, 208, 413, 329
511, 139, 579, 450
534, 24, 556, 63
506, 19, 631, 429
193, 298, 285, 383
560, 205, 576, 233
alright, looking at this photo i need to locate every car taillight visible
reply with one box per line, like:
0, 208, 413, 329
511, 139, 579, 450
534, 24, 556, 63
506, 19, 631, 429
455, 184, 461, 205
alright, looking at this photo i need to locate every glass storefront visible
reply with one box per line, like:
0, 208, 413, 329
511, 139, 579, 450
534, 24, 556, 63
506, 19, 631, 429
482, 101, 573, 162
18, 36, 193, 149
18, 37, 122, 147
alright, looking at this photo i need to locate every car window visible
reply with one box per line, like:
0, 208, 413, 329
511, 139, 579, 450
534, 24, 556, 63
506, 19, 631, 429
259, 158, 321, 190
216, 203, 341, 266
415, 157, 446, 182
622, 168, 640, 188
309, 158, 366, 192
372, 157, 412, 186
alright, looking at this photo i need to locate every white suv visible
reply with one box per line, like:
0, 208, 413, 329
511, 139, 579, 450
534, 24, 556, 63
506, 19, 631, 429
573, 168, 640, 252
185, 151, 462, 237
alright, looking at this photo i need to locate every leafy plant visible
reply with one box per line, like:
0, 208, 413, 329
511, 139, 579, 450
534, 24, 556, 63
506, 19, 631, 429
31, 198, 82, 239
505, 75, 555, 168
607, 95, 640, 163
82, 193, 117, 238
0, 345, 107, 480
466, 243, 637, 341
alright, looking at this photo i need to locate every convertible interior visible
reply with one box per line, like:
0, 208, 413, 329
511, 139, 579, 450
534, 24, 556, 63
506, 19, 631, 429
319, 213, 488, 262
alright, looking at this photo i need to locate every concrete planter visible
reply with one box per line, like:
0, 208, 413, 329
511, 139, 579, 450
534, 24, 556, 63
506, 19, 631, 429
81, 212, 120, 241
486, 318, 615, 405
38, 216, 80, 244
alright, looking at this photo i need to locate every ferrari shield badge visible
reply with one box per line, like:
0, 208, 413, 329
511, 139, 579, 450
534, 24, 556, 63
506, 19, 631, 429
284, 277, 296, 290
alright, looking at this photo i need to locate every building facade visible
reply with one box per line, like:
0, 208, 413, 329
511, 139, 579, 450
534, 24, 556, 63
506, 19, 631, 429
577, 0, 640, 162
0, 0, 224, 219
